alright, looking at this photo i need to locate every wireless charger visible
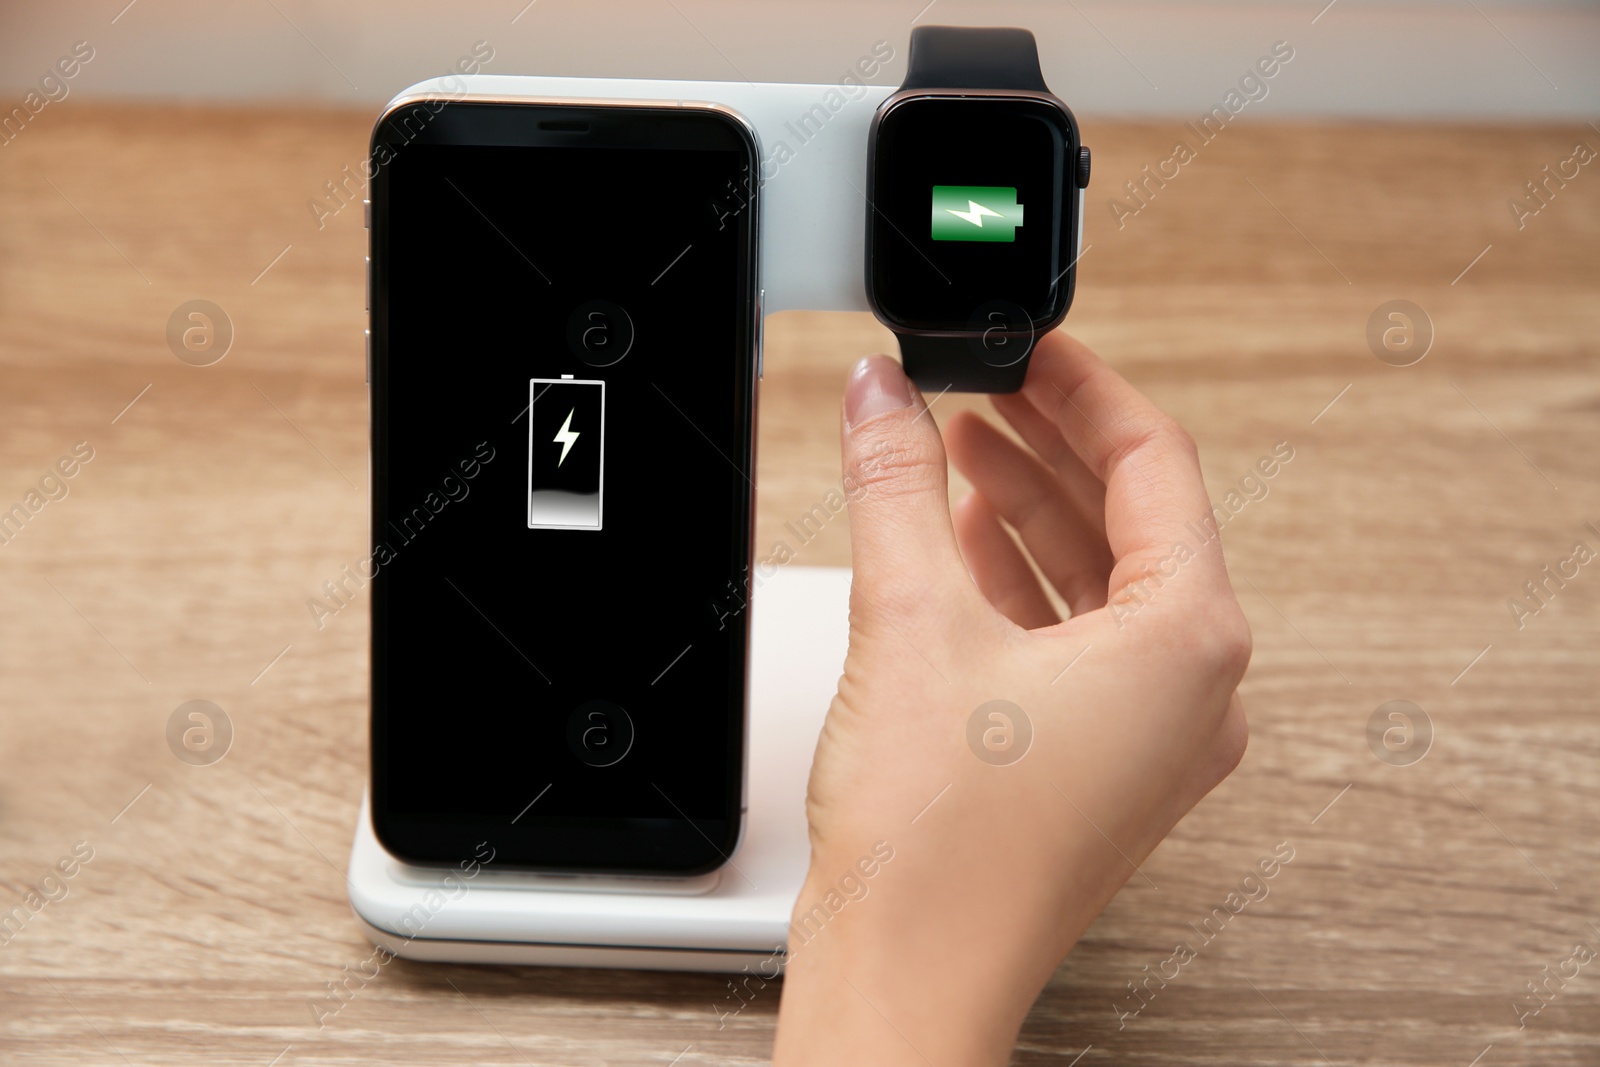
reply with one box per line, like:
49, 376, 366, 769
349, 563, 849, 971
349, 75, 890, 972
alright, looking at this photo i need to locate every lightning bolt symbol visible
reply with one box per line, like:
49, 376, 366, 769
553, 408, 580, 467
946, 200, 1003, 227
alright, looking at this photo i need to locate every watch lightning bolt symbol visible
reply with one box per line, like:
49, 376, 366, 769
553, 408, 580, 467
946, 200, 1003, 227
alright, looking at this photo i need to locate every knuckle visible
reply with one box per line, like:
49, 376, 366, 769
844, 427, 945, 504
1148, 600, 1252, 683
1202, 605, 1254, 682
1153, 414, 1199, 463
1111, 411, 1197, 479
1209, 703, 1249, 782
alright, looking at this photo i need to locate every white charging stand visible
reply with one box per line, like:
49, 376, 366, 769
348, 565, 850, 972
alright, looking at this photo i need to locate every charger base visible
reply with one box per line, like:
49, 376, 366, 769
348, 565, 850, 973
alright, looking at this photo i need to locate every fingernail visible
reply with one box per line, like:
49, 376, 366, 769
845, 355, 912, 429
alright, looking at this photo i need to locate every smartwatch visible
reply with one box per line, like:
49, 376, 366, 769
865, 25, 1090, 393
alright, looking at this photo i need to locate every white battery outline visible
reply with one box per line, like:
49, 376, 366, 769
527, 375, 605, 531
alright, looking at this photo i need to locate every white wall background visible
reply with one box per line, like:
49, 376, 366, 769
1, 1, 1596, 118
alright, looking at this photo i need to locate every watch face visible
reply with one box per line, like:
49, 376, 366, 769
868, 95, 1076, 334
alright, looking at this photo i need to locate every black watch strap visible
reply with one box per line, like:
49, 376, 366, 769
892, 25, 1053, 395
901, 25, 1048, 93
900, 334, 1030, 395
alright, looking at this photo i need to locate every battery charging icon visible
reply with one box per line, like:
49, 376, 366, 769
528, 375, 605, 531
930, 185, 1025, 242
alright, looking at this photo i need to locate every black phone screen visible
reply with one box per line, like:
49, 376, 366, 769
368, 102, 757, 873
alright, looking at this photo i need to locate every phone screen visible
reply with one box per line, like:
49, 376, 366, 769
369, 102, 758, 873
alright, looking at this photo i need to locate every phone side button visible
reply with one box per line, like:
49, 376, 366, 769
363, 199, 371, 229
364, 255, 371, 312
364, 328, 371, 384
756, 287, 765, 380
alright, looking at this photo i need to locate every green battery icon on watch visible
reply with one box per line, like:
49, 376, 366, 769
930, 185, 1024, 242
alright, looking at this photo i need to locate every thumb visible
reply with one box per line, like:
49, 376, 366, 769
840, 355, 966, 606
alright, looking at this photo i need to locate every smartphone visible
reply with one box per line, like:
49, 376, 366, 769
367, 97, 760, 874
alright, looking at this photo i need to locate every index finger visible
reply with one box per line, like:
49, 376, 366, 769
1019, 330, 1231, 602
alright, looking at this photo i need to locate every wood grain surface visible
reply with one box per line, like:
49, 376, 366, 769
0, 105, 1596, 1065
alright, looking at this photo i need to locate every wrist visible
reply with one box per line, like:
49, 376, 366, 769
773, 849, 1043, 1066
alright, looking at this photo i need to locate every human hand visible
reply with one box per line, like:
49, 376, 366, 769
772, 332, 1251, 1065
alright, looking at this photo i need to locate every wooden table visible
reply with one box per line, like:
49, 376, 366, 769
0, 105, 1595, 1065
